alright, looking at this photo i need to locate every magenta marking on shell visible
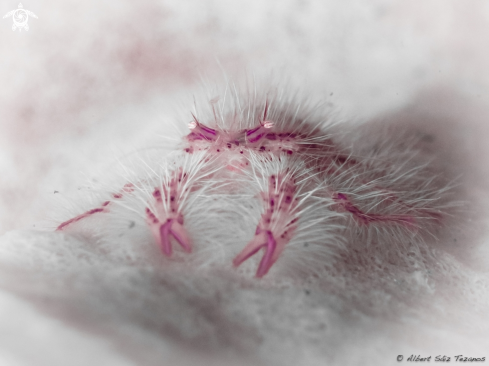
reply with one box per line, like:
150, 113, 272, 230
57, 183, 136, 231
186, 114, 219, 142
332, 192, 416, 227
247, 131, 266, 143
184, 113, 321, 157
200, 125, 217, 136
56, 206, 108, 231
246, 126, 261, 136
244, 101, 275, 144
146, 207, 159, 224
184, 99, 323, 156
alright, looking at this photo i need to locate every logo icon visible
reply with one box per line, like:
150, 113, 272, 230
3, 3, 37, 32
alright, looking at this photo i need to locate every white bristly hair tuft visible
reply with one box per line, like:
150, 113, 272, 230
52, 80, 458, 280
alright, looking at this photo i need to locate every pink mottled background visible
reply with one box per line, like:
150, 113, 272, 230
0, 1, 488, 365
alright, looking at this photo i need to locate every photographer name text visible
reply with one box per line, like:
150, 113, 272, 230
397, 355, 485, 362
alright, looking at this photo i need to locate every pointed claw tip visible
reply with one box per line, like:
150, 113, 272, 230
232, 257, 244, 268
256, 258, 273, 278
162, 249, 172, 257
232, 230, 279, 278
255, 268, 268, 278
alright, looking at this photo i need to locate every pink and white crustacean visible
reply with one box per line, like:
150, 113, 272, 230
55, 85, 456, 278
231, 152, 343, 278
